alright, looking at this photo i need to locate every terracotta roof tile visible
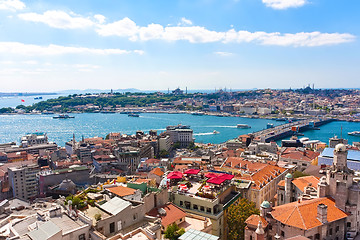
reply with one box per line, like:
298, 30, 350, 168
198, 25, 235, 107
107, 185, 136, 197
150, 167, 164, 177
147, 203, 187, 228
245, 214, 268, 228
292, 176, 320, 192
271, 197, 348, 230
281, 148, 320, 162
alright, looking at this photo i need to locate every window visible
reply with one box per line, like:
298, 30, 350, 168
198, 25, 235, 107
193, 204, 198, 210
315, 234, 320, 239
329, 228, 333, 235
347, 222, 351, 228
180, 201, 183, 206
250, 236, 253, 240
200, 206, 205, 212
110, 222, 115, 233
207, 208, 211, 213
336, 226, 339, 232
78, 234, 85, 240
133, 214, 137, 221
281, 231, 284, 237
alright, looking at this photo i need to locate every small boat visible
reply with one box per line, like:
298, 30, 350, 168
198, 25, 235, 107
53, 114, 74, 119
213, 130, 220, 134
237, 124, 251, 129
348, 131, 360, 136
191, 112, 204, 116
128, 113, 140, 117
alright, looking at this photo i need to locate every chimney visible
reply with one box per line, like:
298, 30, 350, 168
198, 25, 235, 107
317, 203, 328, 224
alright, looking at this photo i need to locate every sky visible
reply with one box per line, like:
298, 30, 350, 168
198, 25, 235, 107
0, 0, 359, 92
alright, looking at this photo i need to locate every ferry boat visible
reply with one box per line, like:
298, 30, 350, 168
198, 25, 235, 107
128, 113, 140, 117
53, 114, 75, 119
237, 124, 251, 129
348, 131, 360, 136
191, 112, 204, 116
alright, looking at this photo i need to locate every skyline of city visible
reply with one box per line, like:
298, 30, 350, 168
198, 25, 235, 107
0, 0, 359, 92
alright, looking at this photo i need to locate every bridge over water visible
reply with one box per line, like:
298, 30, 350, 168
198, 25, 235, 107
250, 118, 334, 142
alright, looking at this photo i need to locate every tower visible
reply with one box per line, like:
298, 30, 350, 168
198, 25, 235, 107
317, 176, 327, 198
285, 173, 293, 203
260, 201, 272, 217
326, 143, 353, 211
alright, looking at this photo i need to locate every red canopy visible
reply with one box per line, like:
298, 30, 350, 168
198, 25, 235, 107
205, 172, 218, 178
218, 173, 234, 180
184, 169, 201, 175
207, 177, 226, 185
167, 171, 183, 179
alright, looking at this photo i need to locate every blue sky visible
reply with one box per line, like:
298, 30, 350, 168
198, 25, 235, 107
0, 0, 359, 92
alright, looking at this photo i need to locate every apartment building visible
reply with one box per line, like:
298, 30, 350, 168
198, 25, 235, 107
8, 164, 39, 200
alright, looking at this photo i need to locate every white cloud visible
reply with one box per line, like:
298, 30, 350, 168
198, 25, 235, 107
94, 14, 106, 24
179, 17, 193, 26
0, 42, 144, 55
214, 51, 234, 56
18, 10, 94, 29
97, 18, 355, 46
0, 0, 25, 11
262, 0, 307, 10
17, 9, 355, 47
96, 17, 139, 38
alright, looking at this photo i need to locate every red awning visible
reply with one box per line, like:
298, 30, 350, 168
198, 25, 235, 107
167, 171, 183, 179
207, 177, 226, 185
218, 173, 234, 180
184, 169, 200, 175
205, 172, 218, 178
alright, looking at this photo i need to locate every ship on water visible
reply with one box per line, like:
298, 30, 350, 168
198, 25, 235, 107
237, 124, 251, 129
53, 114, 75, 119
348, 131, 360, 136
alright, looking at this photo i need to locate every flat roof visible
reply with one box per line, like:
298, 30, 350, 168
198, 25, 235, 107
321, 148, 360, 161
100, 197, 131, 216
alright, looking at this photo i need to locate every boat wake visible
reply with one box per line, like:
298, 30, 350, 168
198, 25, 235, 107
194, 132, 218, 136
201, 125, 238, 128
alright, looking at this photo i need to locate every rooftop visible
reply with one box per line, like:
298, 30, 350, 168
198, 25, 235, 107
179, 229, 219, 240
271, 197, 348, 230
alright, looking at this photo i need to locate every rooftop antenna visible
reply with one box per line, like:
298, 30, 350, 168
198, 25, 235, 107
168, 88, 169, 94
186, 87, 187, 94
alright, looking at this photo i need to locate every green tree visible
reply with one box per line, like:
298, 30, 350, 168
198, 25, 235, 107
159, 149, 170, 158
226, 198, 259, 240
164, 223, 185, 240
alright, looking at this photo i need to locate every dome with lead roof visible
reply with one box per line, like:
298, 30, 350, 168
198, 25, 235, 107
335, 144, 346, 152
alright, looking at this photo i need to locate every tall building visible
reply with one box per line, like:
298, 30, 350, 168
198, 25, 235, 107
8, 164, 39, 200
166, 124, 194, 148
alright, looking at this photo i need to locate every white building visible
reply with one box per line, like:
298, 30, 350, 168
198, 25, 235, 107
166, 125, 194, 148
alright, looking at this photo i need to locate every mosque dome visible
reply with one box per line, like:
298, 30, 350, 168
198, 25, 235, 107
58, 179, 76, 192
